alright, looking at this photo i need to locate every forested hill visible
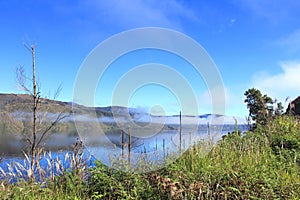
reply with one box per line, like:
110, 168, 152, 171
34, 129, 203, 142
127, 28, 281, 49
0, 93, 71, 112
0, 93, 143, 118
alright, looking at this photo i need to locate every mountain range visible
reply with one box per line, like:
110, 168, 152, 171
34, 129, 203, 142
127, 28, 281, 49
0, 93, 247, 130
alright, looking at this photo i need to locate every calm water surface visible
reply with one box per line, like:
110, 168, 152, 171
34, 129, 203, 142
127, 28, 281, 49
0, 124, 247, 178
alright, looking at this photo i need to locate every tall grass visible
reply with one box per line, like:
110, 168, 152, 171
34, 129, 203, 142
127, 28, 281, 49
0, 139, 90, 199
1, 115, 300, 199
88, 116, 300, 199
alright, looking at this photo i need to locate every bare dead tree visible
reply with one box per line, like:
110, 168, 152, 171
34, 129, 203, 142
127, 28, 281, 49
31, 45, 37, 180
16, 45, 70, 180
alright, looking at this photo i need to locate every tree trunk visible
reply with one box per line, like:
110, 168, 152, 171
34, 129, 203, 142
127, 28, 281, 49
30, 46, 37, 180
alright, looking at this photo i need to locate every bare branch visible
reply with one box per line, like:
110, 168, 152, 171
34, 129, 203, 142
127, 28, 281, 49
20, 131, 33, 146
23, 34, 33, 52
36, 77, 42, 94
16, 66, 32, 95
36, 112, 71, 147
23, 43, 31, 52
53, 83, 63, 100
17, 42, 66, 180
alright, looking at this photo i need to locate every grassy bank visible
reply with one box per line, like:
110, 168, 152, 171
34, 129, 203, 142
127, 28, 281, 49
1, 115, 300, 199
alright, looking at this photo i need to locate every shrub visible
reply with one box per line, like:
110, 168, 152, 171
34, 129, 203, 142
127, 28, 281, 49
257, 115, 300, 163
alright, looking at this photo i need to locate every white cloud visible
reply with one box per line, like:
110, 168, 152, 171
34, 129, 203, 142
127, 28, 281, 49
252, 62, 300, 104
198, 62, 300, 118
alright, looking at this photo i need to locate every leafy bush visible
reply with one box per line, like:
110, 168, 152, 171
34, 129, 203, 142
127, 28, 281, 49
89, 161, 155, 199
257, 115, 300, 163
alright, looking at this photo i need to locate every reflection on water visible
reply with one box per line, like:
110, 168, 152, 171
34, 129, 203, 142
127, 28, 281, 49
0, 124, 247, 175
0, 133, 78, 158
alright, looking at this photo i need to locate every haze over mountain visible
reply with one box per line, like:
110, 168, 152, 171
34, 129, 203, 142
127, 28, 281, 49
0, 93, 246, 125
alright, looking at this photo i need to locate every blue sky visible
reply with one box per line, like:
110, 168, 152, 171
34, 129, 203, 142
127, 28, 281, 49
1, 0, 300, 117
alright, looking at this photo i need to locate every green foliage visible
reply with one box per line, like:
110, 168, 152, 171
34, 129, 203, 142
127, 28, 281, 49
84, 123, 300, 199
50, 170, 88, 199
164, 130, 300, 199
0, 173, 88, 200
257, 115, 300, 163
244, 88, 274, 128
89, 161, 155, 199
275, 101, 284, 116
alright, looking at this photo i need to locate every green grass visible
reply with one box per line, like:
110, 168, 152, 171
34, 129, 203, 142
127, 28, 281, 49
1, 115, 300, 199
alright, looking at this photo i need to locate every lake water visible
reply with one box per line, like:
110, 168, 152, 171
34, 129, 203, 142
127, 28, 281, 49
0, 124, 247, 180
